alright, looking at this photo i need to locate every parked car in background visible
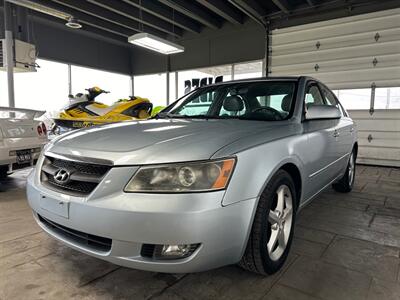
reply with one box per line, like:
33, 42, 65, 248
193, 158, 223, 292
0, 107, 48, 179
27, 76, 357, 275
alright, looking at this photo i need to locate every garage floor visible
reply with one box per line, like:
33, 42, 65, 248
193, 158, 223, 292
1, 166, 399, 300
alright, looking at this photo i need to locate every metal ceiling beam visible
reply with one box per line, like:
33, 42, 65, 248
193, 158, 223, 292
268, 0, 400, 28
47, 0, 168, 38
87, 0, 183, 37
228, 0, 267, 26
195, 0, 243, 25
271, 0, 292, 14
158, 0, 222, 29
122, 0, 202, 34
34, 0, 138, 37
306, 0, 317, 6
31, 12, 128, 45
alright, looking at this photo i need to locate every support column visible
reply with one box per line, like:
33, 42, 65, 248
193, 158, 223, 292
264, 22, 271, 77
175, 71, 178, 100
231, 64, 235, 80
166, 71, 170, 105
130, 75, 134, 96
4, 1, 15, 108
166, 56, 171, 105
67, 64, 72, 95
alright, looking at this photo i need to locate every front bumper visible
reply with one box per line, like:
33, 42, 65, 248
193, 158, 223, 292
27, 165, 256, 273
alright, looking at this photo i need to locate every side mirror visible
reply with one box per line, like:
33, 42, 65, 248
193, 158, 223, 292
305, 105, 341, 120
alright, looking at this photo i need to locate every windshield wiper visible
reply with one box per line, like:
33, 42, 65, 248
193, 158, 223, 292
154, 112, 178, 119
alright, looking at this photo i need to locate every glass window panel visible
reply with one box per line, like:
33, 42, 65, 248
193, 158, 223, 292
168, 72, 176, 104
0, 72, 8, 107
333, 89, 371, 110
134, 73, 167, 107
374, 87, 400, 109
234, 61, 263, 80
177, 65, 232, 98
71, 65, 131, 106
13, 59, 68, 113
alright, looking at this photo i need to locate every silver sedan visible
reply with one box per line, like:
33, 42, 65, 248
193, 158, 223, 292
27, 76, 357, 275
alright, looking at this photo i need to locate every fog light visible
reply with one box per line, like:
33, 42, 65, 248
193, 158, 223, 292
162, 244, 191, 257
142, 243, 200, 260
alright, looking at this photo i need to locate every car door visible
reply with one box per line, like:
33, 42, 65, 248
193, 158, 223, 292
302, 82, 340, 200
319, 83, 355, 174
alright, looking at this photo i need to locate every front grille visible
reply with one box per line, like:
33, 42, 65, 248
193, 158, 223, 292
38, 214, 112, 253
51, 158, 110, 175
41, 155, 111, 196
47, 175, 98, 194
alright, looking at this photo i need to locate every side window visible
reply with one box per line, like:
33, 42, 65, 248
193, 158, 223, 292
305, 84, 324, 106
320, 84, 345, 116
320, 85, 338, 106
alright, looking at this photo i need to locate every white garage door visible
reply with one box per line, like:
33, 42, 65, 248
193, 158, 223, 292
271, 8, 400, 166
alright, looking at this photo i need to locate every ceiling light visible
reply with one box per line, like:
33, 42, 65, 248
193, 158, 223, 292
65, 17, 82, 29
128, 33, 184, 55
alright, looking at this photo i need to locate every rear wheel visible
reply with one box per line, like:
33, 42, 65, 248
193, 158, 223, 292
0, 166, 8, 180
332, 150, 356, 193
239, 170, 296, 275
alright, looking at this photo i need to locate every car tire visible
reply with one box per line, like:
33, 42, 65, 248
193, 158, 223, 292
239, 169, 297, 275
0, 166, 8, 180
332, 150, 356, 193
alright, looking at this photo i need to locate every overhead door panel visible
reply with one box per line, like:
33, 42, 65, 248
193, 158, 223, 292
271, 8, 400, 166
349, 109, 400, 167
271, 8, 400, 89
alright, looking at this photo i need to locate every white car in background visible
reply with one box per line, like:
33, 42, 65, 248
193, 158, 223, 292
0, 107, 48, 179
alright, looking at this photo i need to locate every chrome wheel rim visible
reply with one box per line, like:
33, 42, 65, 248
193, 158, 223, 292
267, 184, 293, 261
348, 153, 355, 186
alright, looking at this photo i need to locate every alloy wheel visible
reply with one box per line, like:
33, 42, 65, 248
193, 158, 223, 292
267, 184, 293, 261
348, 153, 355, 186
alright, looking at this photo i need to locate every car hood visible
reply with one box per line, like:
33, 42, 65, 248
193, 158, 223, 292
48, 119, 295, 165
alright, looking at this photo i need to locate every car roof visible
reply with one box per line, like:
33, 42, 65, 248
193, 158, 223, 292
203, 76, 316, 88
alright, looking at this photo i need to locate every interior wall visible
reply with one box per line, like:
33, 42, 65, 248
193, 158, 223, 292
131, 21, 266, 75
0, 2, 133, 76
30, 17, 132, 75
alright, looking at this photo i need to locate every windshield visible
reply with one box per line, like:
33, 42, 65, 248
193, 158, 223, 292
161, 81, 296, 121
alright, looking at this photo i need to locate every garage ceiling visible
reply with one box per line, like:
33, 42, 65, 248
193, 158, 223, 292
29, 0, 400, 45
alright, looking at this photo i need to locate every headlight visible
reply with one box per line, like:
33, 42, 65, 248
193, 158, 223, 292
125, 158, 236, 193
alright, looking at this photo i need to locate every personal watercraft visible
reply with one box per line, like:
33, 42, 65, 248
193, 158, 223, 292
52, 87, 153, 133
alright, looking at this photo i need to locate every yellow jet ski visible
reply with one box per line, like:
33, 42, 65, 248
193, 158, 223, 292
52, 87, 153, 132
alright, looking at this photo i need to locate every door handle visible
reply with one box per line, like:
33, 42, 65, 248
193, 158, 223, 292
333, 129, 340, 138
350, 127, 354, 133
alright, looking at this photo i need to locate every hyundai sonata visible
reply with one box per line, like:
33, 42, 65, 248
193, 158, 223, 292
27, 76, 357, 275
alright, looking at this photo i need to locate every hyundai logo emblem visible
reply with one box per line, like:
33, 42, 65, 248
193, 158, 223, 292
53, 169, 71, 185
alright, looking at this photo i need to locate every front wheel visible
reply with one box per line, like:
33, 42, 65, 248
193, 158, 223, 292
332, 150, 356, 193
239, 170, 296, 275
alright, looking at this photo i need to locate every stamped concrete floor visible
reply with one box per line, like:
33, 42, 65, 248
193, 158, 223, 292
1, 165, 400, 300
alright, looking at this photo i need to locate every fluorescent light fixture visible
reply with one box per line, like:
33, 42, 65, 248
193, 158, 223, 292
128, 33, 184, 55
